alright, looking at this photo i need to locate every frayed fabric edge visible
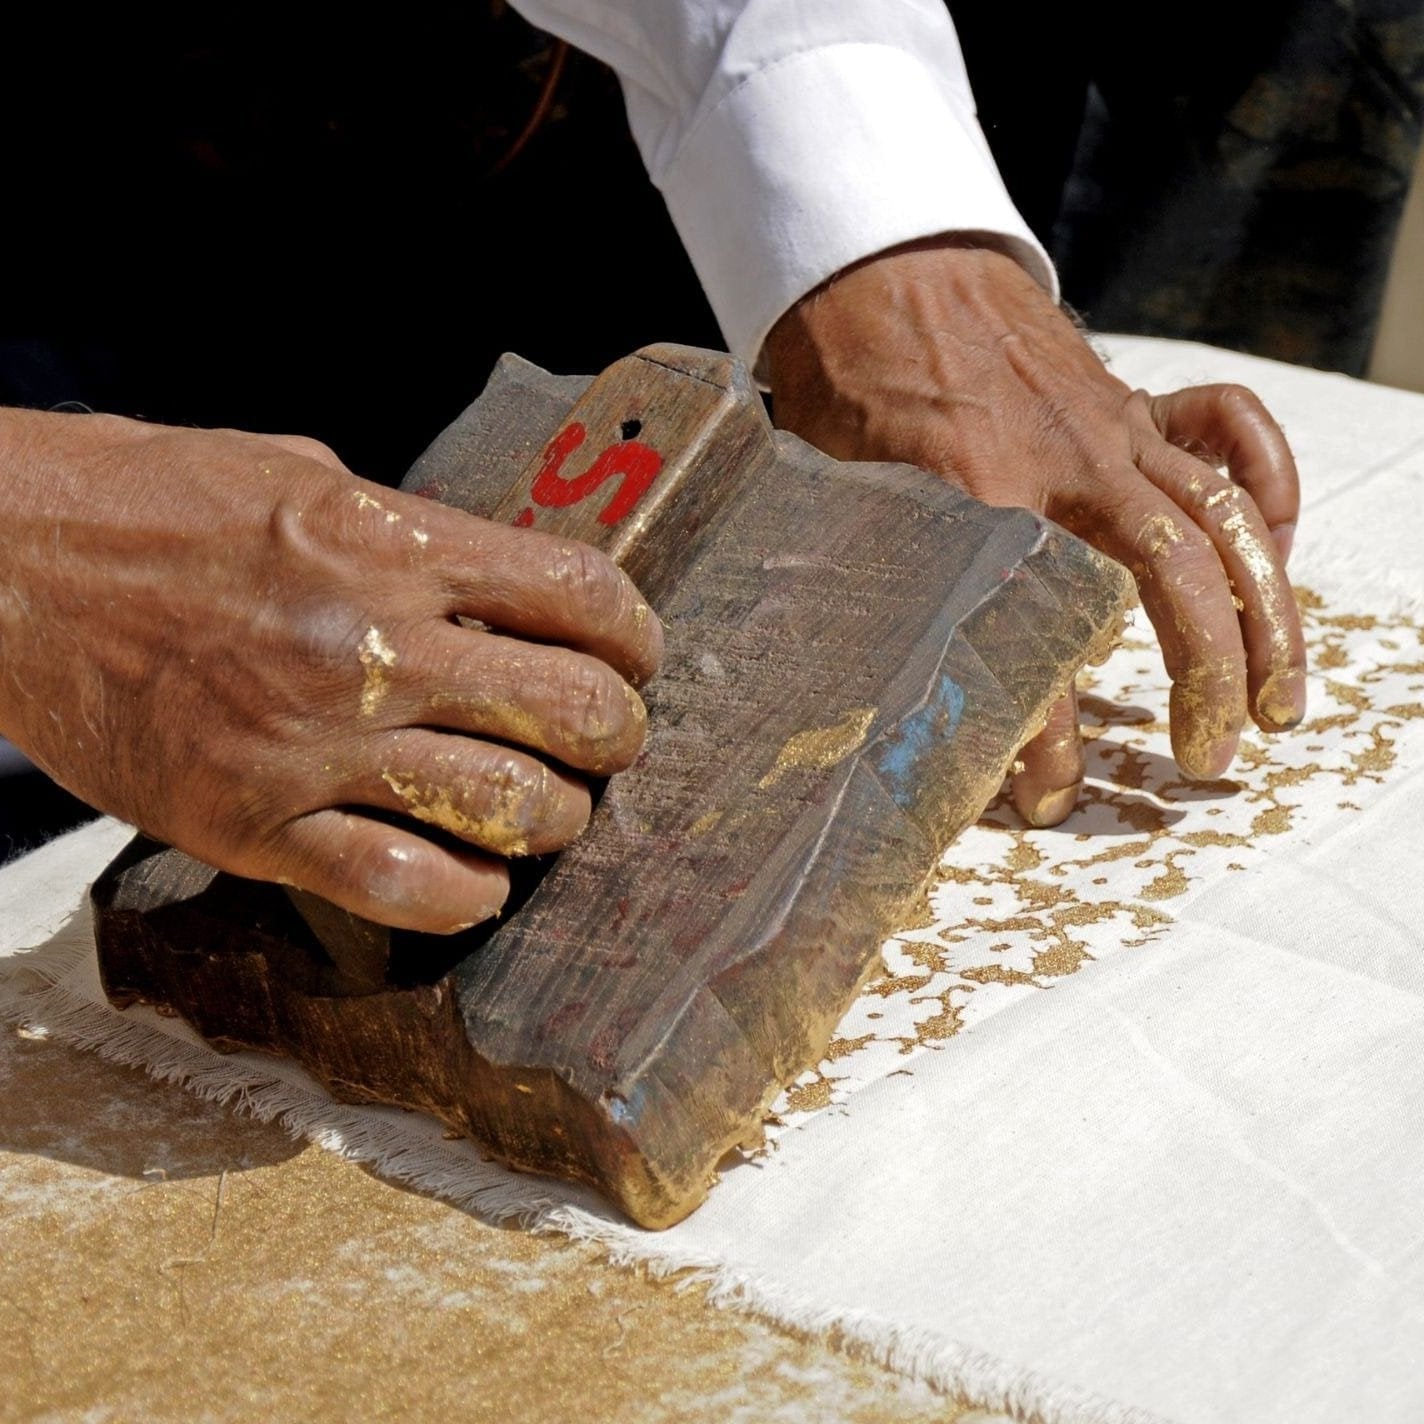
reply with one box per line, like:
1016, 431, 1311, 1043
1, 921, 1171, 1424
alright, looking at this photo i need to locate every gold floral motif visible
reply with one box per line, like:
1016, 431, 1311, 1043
771, 587, 1424, 1129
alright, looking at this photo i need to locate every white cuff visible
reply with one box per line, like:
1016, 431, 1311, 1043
655, 42, 1057, 376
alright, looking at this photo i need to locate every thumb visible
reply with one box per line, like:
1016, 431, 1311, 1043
1010, 689, 1084, 828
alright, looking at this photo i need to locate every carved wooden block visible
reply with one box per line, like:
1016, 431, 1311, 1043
93, 346, 1132, 1227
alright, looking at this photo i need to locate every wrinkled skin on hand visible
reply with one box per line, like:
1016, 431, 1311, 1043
0, 410, 662, 930
767, 238, 1307, 827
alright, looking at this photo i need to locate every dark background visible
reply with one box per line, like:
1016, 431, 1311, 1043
3, 2, 1421, 857
0, 6, 722, 858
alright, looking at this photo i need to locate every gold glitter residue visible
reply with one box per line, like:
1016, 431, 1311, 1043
688, 809, 723, 837
380, 770, 535, 856
1250, 804, 1294, 836
758, 706, 876, 789
783, 1077, 834, 1114
358, 626, 397, 717
1140, 864, 1189, 900
768, 585, 1422, 1136
431, 691, 549, 752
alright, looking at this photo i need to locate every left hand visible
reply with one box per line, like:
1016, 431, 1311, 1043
766, 237, 1306, 826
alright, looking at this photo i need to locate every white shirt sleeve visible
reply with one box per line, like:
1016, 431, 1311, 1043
508, 0, 1057, 375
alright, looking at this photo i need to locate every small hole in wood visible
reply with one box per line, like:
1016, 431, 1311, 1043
620, 419, 642, 441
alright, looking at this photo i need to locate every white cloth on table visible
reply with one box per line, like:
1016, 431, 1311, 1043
509, 0, 1054, 372
4, 339, 1424, 1424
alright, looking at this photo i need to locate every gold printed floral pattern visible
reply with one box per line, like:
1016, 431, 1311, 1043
774, 588, 1424, 1124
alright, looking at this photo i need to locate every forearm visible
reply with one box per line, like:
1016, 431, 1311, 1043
508, 0, 1053, 371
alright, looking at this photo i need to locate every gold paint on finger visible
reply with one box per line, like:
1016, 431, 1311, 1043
380, 770, 535, 856
1169, 661, 1243, 778
1024, 782, 1082, 829
1255, 668, 1307, 730
428, 686, 644, 772
1220, 511, 1276, 585
354, 490, 401, 523
1219, 510, 1305, 726
430, 692, 550, 753
620, 680, 649, 738
358, 627, 398, 717
1139, 513, 1187, 560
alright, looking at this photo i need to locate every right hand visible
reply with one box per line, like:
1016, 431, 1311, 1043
767, 239, 1306, 826
0, 409, 662, 932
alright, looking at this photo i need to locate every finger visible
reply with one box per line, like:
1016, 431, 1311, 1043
420, 514, 664, 686
259, 433, 351, 473
1148, 385, 1300, 563
1137, 442, 1307, 732
268, 809, 511, 934
1065, 486, 1247, 779
346, 728, 592, 858
215, 428, 354, 475
397, 623, 648, 775
1011, 688, 1084, 828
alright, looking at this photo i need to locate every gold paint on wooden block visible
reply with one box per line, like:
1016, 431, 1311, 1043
757, 706, 877, 789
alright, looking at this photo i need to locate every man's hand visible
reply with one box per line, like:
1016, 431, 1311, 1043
0, 409, 662, 930
767, 238, 1306, 826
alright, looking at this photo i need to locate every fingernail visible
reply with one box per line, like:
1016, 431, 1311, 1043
1024, 781, 1082, 828
1272, 522, 1295, 565
1257, 668, 1307, 730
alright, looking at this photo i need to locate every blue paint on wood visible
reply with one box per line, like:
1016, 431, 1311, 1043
873, 672, 965, 808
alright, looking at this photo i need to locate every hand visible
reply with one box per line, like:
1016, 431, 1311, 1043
0, 410, 662, 930
766, 238, 1306, 826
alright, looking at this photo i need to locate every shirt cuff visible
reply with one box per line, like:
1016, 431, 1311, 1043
654, 42, 1057, 377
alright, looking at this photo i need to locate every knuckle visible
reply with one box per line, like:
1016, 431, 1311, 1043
543, 546, 646, 652
1197, 477, 1251, 521
284, 434, 341, 466
1215, 383, 1260, 416
1129, 511, 1192, 566
482, 754, 587, 851
282, 595, 373, 669
1162, 543, 1226, 600
547, 541, 628, 628
344, 837, 420, 906
1127, 387, 1158, 422
1132, 517, 1222, 596
559, 656, 634, 753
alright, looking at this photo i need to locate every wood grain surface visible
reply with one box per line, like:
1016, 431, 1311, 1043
94, 346, 1131, 1227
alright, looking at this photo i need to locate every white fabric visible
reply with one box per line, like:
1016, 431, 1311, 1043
510, 0, 1055, 372
5, 339, 1424, 1423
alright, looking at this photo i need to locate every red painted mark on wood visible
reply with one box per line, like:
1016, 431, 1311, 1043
529, 421, 663, 526
513, 507, 535, 527
539, 1001, 587, 1039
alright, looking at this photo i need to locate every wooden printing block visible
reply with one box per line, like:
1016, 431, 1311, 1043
92, 345, 1132, 1228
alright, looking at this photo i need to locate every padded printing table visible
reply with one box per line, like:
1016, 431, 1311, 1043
4, 338, 1423, 1424
0, 1014, 988, 1423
